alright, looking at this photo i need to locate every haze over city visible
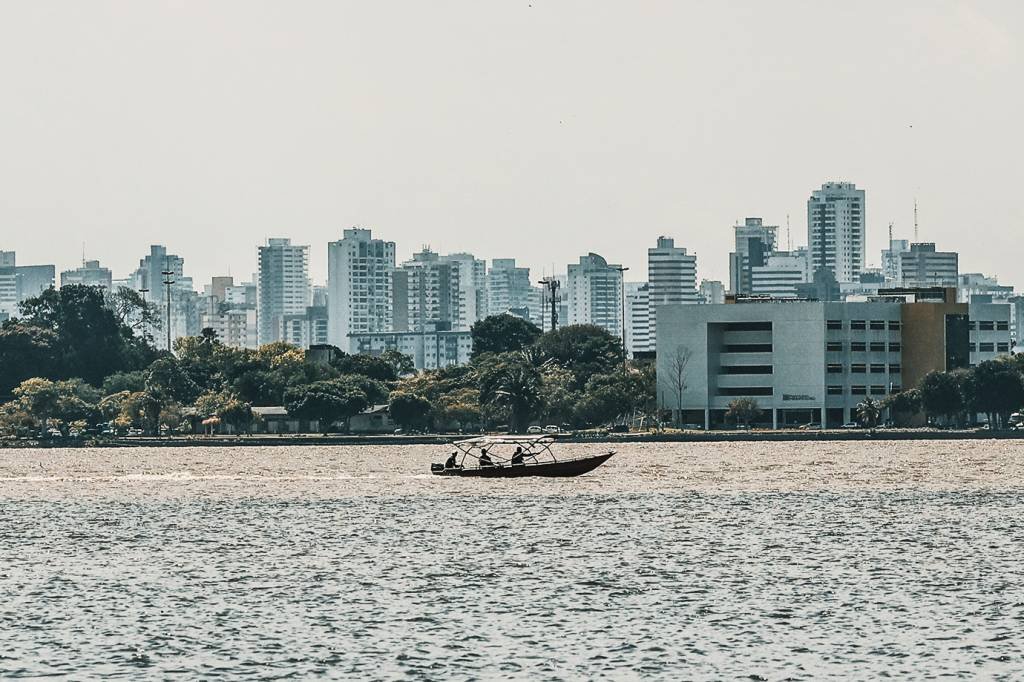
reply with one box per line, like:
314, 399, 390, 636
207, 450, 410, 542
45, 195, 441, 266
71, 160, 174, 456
1, 1, 1021, 289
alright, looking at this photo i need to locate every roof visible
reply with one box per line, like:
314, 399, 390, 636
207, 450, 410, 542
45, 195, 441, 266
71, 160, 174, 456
252, 406, 289, 417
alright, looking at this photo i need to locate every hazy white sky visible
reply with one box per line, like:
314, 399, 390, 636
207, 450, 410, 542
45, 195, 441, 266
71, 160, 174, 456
1, 1, 1021, 290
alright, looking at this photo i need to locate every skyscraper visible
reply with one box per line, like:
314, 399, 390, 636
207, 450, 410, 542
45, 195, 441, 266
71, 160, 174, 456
395, 248, 463, 332
648, 237, 698, 346
728, 218, 778, 295
327, 228, 396, 350
807, 181, 865, 283
567, 253, 623, 336
440, 252, 488, 326
487, 258, 534, 320
899, 243, 958, 288
129, 245, 198, 350
61, 260, 113, 290
624, 282, 652, 357
257, 238, 311, 345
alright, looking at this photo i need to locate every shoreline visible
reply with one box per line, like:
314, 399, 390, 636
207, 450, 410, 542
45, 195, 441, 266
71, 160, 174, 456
2, 429, 1022, 448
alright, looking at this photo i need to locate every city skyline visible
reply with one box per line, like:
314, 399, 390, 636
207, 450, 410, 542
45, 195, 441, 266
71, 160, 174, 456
2, 3, 1022, 291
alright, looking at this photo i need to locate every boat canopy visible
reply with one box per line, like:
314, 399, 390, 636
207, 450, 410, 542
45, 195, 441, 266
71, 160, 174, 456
448, 435, 559, 466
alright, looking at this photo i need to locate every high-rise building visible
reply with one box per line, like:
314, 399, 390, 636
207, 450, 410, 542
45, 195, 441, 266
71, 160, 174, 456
881, 239, 909, 283
700, 279, 725, 305
257, 238, 311, 346
395, 248, 463, 332
441, 252, 488, 326
199, 276, 258, 349
624, 282, 652, 357
487, 258, 534, 320
327, 228, 396, 351
807, 181, 865, 283
647, 236, 698, 347
729, 218, 778, 295
129, 245, 198, 350
0, 252, 16, 319
1009, 296, 1024, 350
749, 248, 812, 299
567, 253, 624, 336
899, 243, 958, 288
61, 260, 113, 290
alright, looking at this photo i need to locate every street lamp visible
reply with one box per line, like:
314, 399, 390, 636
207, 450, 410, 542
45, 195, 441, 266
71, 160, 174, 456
612, 266, 629, 370
162, 259, 175, 353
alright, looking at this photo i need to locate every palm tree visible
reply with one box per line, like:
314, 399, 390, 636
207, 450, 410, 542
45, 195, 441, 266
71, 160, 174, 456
492, 365, 543, 433
856, 397, 881, 429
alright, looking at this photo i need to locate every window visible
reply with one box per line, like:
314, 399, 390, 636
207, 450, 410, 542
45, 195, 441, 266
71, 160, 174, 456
718, 387, 774, 396
826, 342, 843, 352
723, 321, 772, 332
827, 363, 843, 374
889, 342, 902, 352
723, 344, 773, 353
979, 321, 994, 331
870, 320, 886, 330
870, 342, 886, 352
968, 321, 977, 330
851, 320, 866, 330
827, 385, 843, 395
827, 320, 843, 330
851, 385, 867, 395
979, 342, 994, 352
969, 343, 977, 352
998, 343, 1010, 352
889, 320, 901, 330
997, 321, 1009, 331
870, 363, 886, 373
851, 363, 866, 373
851, 342, 866, 352
890, 385, 902, 393
720, 365, 773, 375
870, 385, 886, 395
889, 363, 901, 374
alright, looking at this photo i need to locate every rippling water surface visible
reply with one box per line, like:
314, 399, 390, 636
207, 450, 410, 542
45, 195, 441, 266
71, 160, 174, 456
2, 441, 1023, 679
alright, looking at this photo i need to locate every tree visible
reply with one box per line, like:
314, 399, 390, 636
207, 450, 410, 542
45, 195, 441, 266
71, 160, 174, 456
102, 370, 148, 395
4, 378, 101, 433
576, 370, 654, 427
195, 390, 254, 434
535, 324, 624, 389
882, 389, 921, 425
538, 365, 579, 426
146, 356, 202, 405
726, 397, 762, 428
918, 371, 965, 426
388, 392, 432, 431
284, 378, 370, 433
381, 349, 416, 377
961, 360, 1024, 428
478, 354, 543, 433
0, 324, 60, 395
856, 397, 882, 428
433, 387, 482, 431
662, 345, 692, 426
108, 286, 161, 341
332, 353, 401, 383
470, 314, 542, 357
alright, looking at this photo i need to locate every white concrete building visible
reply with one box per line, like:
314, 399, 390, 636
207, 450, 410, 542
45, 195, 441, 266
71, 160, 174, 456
395, 248, 464, 332
567, 253, 624, 336
327, 228, 396, 351
61, 260, 112, 290
729, 218, 778, 295
749, 248, 811, 299
350, 326, 472, 371
129, 245, 199, 350
807, 182, 866, 283
257, 238, 311, 345
700, 279, 726, 305
900, 243, 958, 288
441, 252, 487, 326
487, 258, 534, 320
624, 282, 652, 357
881, 238, 909, 283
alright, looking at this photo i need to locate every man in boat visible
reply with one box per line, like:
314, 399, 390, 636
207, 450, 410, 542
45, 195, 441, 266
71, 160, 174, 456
478, 449, 496, 467
444, 451, 460, 469
511, 446, 525, 465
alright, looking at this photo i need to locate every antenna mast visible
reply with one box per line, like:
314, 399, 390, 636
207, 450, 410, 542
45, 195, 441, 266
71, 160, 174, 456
913, 199, 919, 242
786, 214, 791, 251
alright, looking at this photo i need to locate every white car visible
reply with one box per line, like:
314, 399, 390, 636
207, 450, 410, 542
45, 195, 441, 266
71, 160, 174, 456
543, 425, 561, 434
841, 422, 860, 429
526, 425, 543, 434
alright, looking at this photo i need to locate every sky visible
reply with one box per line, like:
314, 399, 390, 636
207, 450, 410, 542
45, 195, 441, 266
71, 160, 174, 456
1, 1, 1021, 290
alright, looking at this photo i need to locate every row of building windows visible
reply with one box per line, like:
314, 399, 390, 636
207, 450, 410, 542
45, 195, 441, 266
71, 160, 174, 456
969, 321, 1010, 331
827, 320, 900, 330
827, 385, 897, 396
827, 341, 901, 352
827, 363, 901, 374
972, 342, 1011, 353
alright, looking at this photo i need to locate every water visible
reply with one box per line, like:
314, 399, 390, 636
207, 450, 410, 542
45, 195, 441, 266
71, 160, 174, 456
2, 441, 1023, 679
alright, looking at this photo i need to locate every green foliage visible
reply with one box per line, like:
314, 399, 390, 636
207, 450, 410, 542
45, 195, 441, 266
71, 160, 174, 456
882, 389, 921, 418
726, 397, 762, 427
470, 314, 542, 357
918, 370, 965, 425
0, 377, 102, 434
576, 370, 652, 426
102, 370, 148, 395
856, 397, 882, 428
284, 377, 372, 433
0, 324, 61, 396
535, 325, 624, 389
146, 357, 202, 404
477, 353, 543, 432
388, 392, 432, 430
195, 390, 254, 433
961, 360, 1024, 428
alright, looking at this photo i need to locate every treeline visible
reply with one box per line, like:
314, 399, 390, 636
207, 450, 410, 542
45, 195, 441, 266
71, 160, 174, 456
0, 285, 655, 436
884, 358, 1024, 429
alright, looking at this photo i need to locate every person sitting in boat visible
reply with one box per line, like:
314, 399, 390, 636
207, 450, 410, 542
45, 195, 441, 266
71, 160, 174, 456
444, 451, 460, 469
478, 449, 496, 467
511, 446, 525, 465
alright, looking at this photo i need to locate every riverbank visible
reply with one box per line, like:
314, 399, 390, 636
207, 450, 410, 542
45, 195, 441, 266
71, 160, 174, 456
2, 427, 1021, 448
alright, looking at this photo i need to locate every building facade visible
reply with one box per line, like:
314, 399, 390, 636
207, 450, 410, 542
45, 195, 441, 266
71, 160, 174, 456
395, 248, 464, 332
129, 245, 198, 350
900, 243, 958, 288
567, 253, 624, 336
729, 218, 778, 295
327, 228, 396, 351
807, 182, 865, 283
624, 282, 652, 357
257, 238, 311, 345
749, 248, 811, 299
350, 326, 472, 371
61, 260, 113, 290
487, 258, 534, 320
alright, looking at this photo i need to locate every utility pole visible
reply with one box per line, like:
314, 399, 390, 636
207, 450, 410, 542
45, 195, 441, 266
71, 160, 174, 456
538, 277, 560, 332
913, 199, 919, 242
162, 259, 175, 354
612, 266, 629, 371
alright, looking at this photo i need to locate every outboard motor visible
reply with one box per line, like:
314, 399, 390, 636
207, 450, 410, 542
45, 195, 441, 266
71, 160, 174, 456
430, 463, 445, 473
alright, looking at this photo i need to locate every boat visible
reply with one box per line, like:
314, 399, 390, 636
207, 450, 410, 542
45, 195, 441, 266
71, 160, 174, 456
431, 435, 614, 478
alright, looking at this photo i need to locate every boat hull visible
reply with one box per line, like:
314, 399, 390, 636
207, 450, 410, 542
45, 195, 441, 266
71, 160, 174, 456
432, 452, 614, 478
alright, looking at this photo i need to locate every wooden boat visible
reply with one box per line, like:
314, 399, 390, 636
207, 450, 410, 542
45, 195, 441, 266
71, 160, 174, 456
431, 435, 614, 478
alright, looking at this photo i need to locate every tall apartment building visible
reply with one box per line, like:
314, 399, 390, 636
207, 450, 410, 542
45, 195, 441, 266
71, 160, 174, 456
199, 276, 258, 349
441, 252, 488, 326
487, 259, 534, 320
729, 218, 778, 295
350, 324, 473, 371
327, 228, 396, 351
700, 279, 726, 305
257, 238, 311, 345
567, 253, 624, 336
624, 282, 653, 357
749, 248, 811, 299
899, 243, 958, 288
129, 245, 198, 350
807, 182, 866, 283
61, 260, 113, 290
394, 248, 463, 332
646, 236, 697, 349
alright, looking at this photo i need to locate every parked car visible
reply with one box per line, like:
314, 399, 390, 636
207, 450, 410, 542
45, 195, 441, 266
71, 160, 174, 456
543, 425, 561, 434
527, 425, 544, 434
127, 428, 144, 436
841, 422, 860, 429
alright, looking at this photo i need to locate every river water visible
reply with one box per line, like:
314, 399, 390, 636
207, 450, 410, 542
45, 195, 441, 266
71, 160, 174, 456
2, 441, 1023, 679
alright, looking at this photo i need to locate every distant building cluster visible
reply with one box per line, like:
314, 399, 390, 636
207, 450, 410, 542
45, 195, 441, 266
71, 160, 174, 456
2, 181, 1022, 370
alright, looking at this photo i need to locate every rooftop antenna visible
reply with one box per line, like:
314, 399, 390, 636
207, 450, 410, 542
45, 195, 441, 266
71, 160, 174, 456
913, 199, 919, 242
786, 214, 791, 251
888, 221, 893, 245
